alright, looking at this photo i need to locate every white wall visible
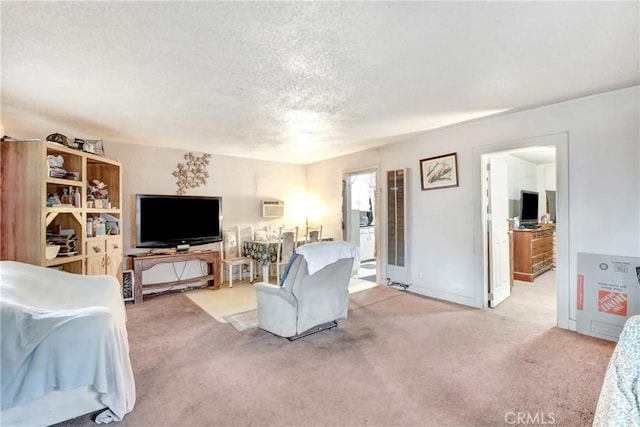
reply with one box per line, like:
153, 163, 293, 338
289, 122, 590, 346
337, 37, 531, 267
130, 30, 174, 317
5, 87, 637, 317
106, 142, 307, 285
491, 153, 538, 218
304, 150, 383, 240
106, 142, 307, 255
536, 163, 556, 219
306, 86, 640, 329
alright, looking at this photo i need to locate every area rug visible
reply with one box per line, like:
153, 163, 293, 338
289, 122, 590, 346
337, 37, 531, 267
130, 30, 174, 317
360, 263, 376, 269
223, 286, 396, 333
360, 274, 376, 282
223, 309, 259, 332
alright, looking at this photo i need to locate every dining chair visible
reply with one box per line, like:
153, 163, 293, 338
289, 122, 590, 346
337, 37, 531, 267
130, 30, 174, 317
305, 225, 323, 243
240, 226, 259, 278
221, 226, 254, 287
239, 226, 254, 244
253, 226, 269, 241
276, 225, 298, 285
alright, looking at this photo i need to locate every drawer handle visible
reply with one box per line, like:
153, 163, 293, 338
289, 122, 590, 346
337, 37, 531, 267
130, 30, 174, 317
101, 258, 106, 267
93, 246, 102, 253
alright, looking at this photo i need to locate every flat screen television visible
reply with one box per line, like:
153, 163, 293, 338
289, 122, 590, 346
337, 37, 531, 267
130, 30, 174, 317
136, 194, 223, 250
520, 190, 539, 226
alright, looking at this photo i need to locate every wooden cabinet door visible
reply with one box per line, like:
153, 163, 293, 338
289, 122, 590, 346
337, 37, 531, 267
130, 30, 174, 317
106, 250, 123, 282
86, 240, 106, 276
86, 254, 106, 276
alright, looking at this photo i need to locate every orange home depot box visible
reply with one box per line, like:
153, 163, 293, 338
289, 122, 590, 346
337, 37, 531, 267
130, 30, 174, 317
576, 253, 640, 342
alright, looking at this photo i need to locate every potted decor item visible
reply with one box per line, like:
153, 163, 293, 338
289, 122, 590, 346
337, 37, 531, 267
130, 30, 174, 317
88, 179, 108, 207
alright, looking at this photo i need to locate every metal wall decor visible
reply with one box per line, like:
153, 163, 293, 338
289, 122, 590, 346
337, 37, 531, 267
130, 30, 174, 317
173, 152, 211, 195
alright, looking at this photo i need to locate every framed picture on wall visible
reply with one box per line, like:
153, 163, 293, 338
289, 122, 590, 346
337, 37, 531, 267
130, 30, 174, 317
419, 152, 459, 191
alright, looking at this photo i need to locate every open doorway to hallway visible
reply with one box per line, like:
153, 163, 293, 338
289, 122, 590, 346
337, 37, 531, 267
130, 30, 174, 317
342, 169, 377, 283
483, 145, 558, 324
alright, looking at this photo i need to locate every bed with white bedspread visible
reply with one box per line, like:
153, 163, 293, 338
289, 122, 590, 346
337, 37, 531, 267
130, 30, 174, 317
0, 261, 135, 426
593, 315, 640, 427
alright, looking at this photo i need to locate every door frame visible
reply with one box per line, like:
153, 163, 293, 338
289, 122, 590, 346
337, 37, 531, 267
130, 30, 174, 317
472, 133, 570, 330
342, 166, 379, 269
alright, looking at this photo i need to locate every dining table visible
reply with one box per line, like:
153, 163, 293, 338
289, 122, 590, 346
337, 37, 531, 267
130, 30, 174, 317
242, 238, 333, 284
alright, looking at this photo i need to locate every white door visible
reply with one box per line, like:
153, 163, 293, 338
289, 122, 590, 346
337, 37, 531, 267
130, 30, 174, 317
488, 158, 511, 307
342, 175, 361, 274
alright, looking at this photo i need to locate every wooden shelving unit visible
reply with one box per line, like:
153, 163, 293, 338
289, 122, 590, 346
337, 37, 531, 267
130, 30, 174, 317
1, 139, 123, 283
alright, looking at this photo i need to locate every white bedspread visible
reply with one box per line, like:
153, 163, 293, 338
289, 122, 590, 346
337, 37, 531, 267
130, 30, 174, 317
296, 241, 359, 275
593, 315, 640, 427
0, 261, 135, 422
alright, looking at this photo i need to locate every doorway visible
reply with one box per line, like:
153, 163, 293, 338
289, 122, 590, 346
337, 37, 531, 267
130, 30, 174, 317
474, 133, 569, 330
484, 147, 557, 317
342, 169, 377, 282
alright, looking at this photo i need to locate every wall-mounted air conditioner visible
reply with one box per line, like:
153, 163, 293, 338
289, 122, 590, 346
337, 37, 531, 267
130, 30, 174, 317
262, 200, 284, 218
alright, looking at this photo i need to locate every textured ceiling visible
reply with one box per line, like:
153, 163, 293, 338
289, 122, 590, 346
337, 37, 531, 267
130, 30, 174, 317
1, 1, 638, 164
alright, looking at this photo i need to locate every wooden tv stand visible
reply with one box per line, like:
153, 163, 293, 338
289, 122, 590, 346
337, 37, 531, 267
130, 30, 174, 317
129, 250, 220, 304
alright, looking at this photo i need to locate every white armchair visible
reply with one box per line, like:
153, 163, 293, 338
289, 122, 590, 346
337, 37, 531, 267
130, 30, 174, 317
254, 241, 358, 339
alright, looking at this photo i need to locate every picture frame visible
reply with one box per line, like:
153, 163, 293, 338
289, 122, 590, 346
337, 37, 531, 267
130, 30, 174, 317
122, 269, 134, 301
419, 152, 459, 191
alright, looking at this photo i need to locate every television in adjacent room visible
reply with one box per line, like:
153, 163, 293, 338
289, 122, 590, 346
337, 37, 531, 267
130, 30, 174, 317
519, 190, 539, 227
135, 194, 223, 250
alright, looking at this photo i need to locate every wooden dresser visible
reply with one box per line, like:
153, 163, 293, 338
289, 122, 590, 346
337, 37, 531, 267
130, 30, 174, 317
512, 227, 554, 282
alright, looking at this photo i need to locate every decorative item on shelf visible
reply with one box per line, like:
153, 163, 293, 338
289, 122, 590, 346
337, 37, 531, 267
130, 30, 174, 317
45, 244, 61, 260
172, 152, 211, 195
64, 172, 80, 181
46, 132, 104, 155
60, 188, 70, 205
101, 213, 120, 236
96, 222, 106, 236
86, 215, 104, 237
82, 139, 105, 156
46, 193, 61, 207
46, 133, 69, 146
88, 179, 108, 206
93, 216, 101, 236
47, 154, 66, 178
106, 222, 119, 235
72, 138, 85, 150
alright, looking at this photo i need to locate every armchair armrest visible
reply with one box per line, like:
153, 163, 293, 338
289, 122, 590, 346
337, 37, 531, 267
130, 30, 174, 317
253, 282, 279, 292
254, 282, 297, 306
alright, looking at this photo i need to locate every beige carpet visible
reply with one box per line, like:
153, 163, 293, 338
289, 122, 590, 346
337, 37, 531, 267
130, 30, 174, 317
55, 283, 616, 427
192, 270, 556, 332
